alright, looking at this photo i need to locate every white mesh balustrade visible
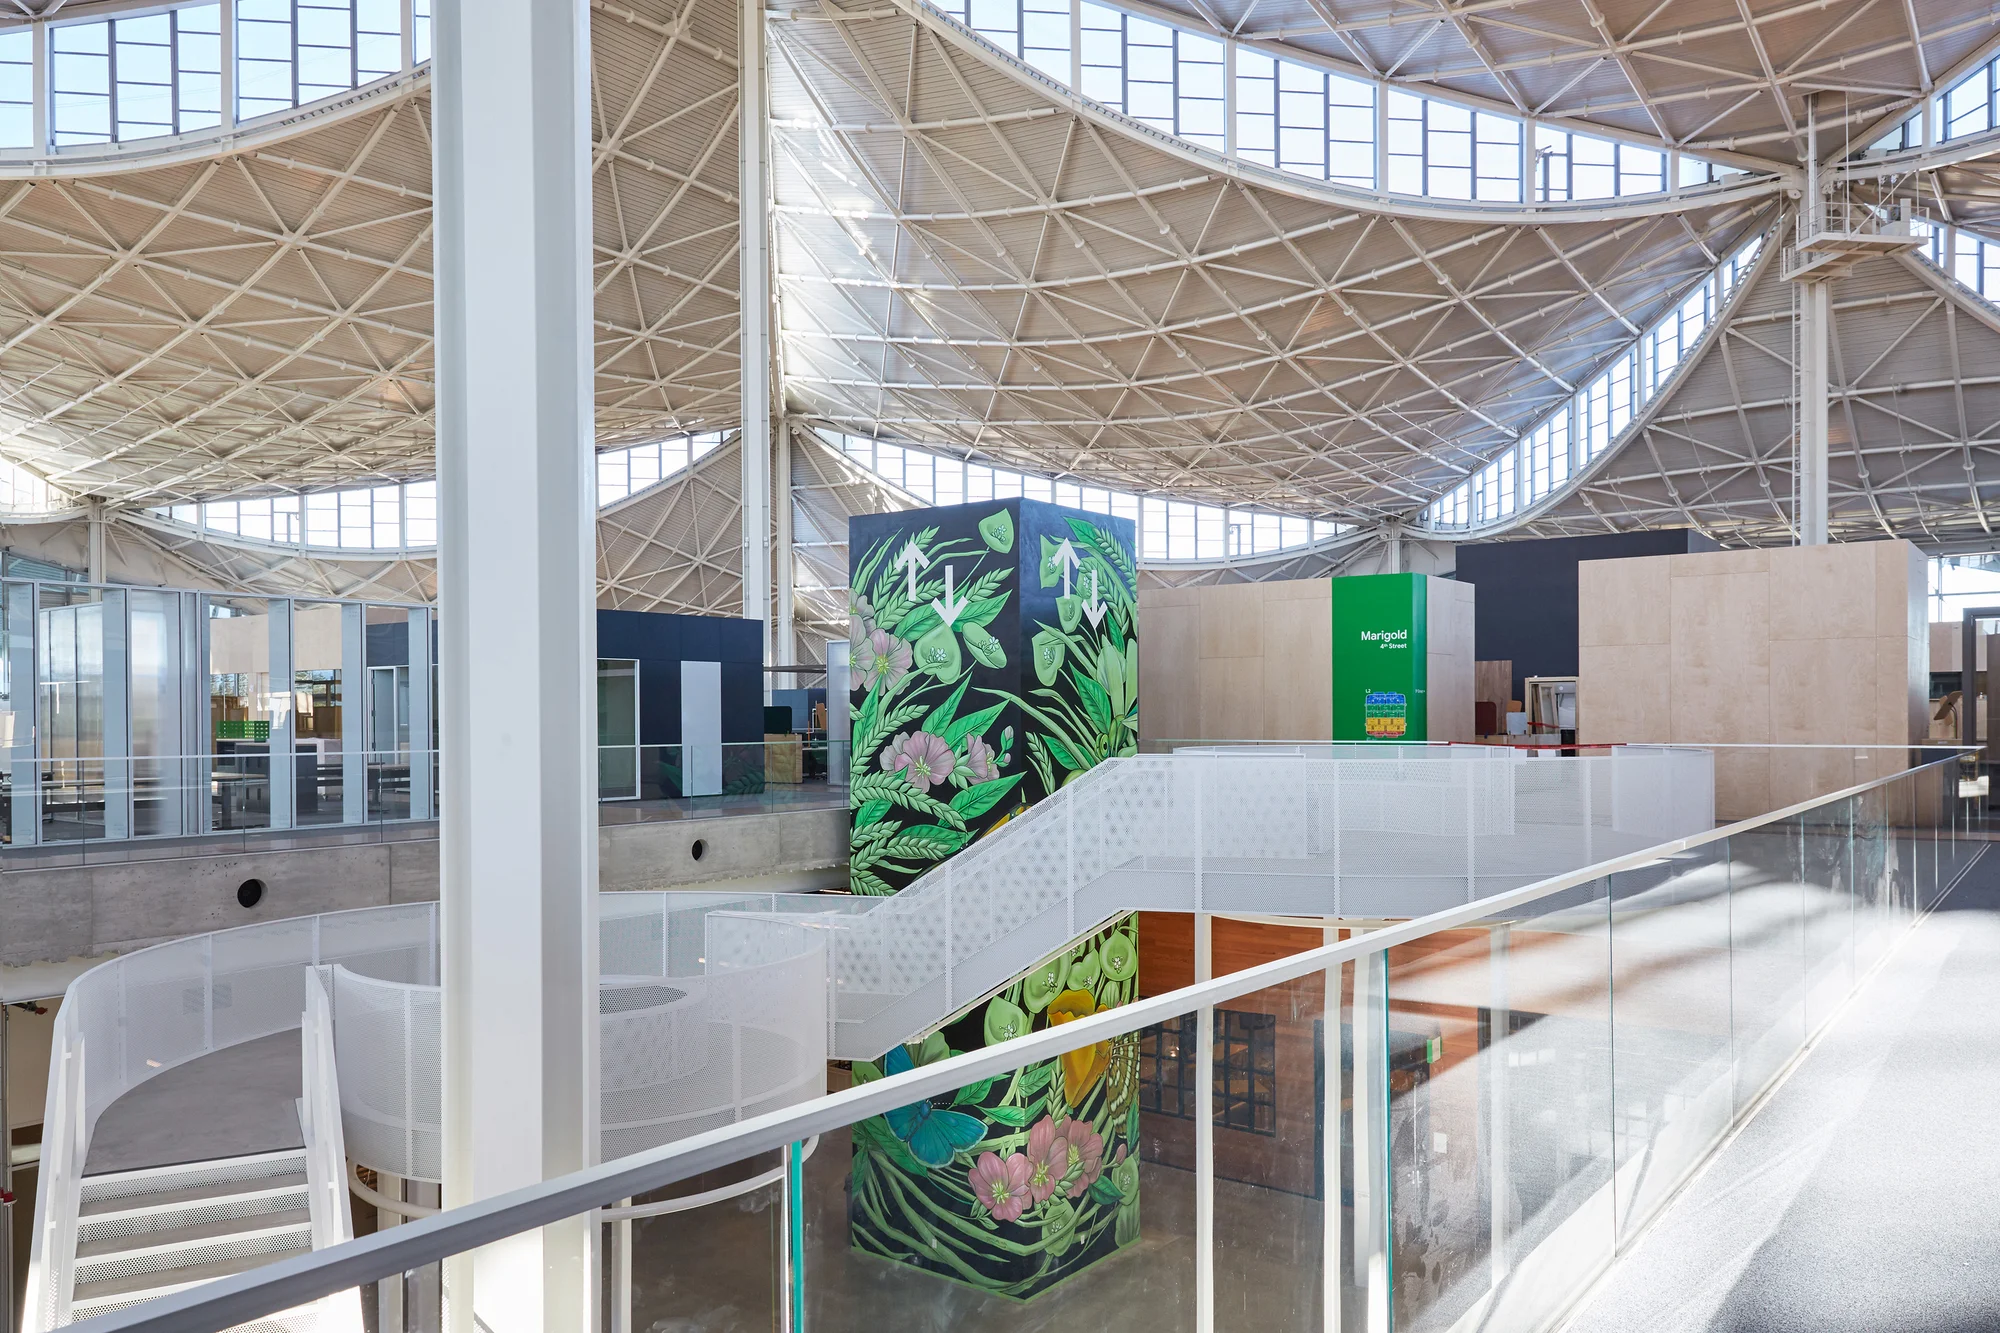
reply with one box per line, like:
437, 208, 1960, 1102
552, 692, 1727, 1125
815, 744, 1714, 1059
23, 904, 440, 1333
328, 967, 442, 1184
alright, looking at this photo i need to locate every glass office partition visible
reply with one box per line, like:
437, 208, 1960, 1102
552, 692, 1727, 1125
0, 581, 30, 843
129, 589, 187, 837
294, 601, 351, 827
38, 585, 108, 841
599, 658, 639, 799
207, 596, 276, 831
366, 605, 413, 820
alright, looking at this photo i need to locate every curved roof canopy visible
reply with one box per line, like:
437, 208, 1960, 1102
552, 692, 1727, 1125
0, 0, 1992, 554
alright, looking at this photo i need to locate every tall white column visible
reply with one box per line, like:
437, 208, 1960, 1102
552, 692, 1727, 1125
740, 0, 773, 667
433, 3, 600, 1333
1799, 276, 1830, 546
774, 421, 793, 667
1194, 912, 1215, 1333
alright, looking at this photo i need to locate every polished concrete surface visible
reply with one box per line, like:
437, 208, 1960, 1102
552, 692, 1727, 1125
83, 1030, 302, 1176
625, 1124, 1342, 1333
1567, 851, 2000, 1333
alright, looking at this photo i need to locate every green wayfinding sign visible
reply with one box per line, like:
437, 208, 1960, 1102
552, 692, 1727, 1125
1331, 573, 1427, 741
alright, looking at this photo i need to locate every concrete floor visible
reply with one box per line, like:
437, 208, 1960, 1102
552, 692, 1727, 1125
1565, 850, 2000, 1333
83, 1029, 303, 1176
625, 1125, 1348, 1333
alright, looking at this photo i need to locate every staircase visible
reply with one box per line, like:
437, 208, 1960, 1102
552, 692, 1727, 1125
67, 1150, 314, 1320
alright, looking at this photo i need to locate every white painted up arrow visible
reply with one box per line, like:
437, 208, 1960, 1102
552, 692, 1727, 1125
893, 538, 931, 601
1054, 538, 1081, 597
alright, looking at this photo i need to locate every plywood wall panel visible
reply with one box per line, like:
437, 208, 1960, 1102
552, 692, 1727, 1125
1579, 540, 1928, 820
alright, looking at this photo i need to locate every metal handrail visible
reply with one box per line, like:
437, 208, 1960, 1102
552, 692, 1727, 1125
59, 748, 1966, 1333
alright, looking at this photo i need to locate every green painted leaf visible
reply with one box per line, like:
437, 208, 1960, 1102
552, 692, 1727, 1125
962, 622, 1007, 669
1031, 627, 1066, 686
978, 509, 1015, 552
941, 703, 1006, 749
1089, 1175, 1124, 1206
1043, 732, 1083, 773
913, 624, 963, 682
850, 867, 896, 896
1018, 1060, 1056, 1092
949, 773, 1025, 820
986, 1104, 1031, 1127
1057, 594, 1082, 632
961, 594, 1009, 629
1075, 671, 1114, 734
920, 677, 971, 737
850, 1059, 883, 1085
953, 1075, 1000, 1106
854, 798, 893, 829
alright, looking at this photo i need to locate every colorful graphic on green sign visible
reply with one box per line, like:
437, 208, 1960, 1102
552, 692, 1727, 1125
1331, 573, 1428, 742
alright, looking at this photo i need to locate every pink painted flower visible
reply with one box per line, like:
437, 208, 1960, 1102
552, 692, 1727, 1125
855, 628, 911, 694
970, 1151, 1032, 1223
1055, 1117, 1105, 1198
964, 733, 1000, 783
882, 730, 956, 791
1023, 1116, 1070, 1205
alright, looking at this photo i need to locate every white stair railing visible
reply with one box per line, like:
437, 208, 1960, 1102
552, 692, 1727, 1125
299, 969, 366, 1333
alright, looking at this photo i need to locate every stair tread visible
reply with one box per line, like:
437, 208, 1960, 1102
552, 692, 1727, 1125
80, 1148, 306, 1190
76, 1208, 312, 1260
79, 1172, 309, 1217
71, 1242, 313, 1304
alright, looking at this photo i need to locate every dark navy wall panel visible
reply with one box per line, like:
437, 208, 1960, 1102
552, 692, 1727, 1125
1453, 530, 1718, 704
596, 609, 762, 745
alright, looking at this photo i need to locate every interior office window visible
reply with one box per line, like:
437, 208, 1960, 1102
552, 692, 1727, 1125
0, 30, 31, 147
1138, 1011, 1278, 1135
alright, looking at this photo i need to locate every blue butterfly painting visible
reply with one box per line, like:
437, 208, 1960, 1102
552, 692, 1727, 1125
881, 1044, 985, 1167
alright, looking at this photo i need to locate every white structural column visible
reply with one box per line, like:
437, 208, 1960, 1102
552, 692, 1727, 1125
433, 2, 600, 1333
1798, 275, 1830, 546
1194, 912, 1215, 1333
774, 423, 793, 667
740, 0, 774, 667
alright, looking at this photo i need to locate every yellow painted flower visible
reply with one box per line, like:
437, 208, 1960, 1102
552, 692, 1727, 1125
1046, 988, 1111, 1107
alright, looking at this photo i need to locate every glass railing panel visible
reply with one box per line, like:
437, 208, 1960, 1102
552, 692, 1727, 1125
1799, 797, 1855, 1035
1198, 962, 1347, 1330
1382, 878, 1614, 1332
1723, 815, 1808, 1113
614, 1151, 786, 1330
1607, 835, 1735, 1240
1852, 784, 1895, 978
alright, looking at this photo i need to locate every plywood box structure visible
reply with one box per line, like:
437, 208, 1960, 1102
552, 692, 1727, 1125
1138, 575, 1474, 745
1578, 540, 1927, 819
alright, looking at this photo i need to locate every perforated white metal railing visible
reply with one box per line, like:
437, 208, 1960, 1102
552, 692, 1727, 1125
297, 970, 365, 1333
784, 744, 1714, 1059
24, 903, 439, 1332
